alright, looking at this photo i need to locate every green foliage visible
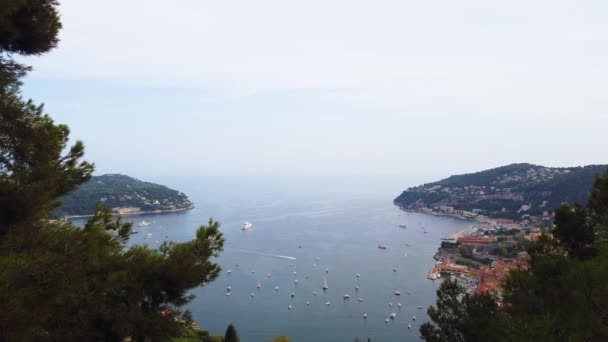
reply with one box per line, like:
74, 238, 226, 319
440, 240, 458, 249
0, 0, 61, 55
224, 324, 240, 342
0, 3, 225, 340
2, 208, 224, 341
395, 163, 608, 220
173, 326, 224, 342
54, 174, 193, 217
268, 337, 292, 342
0, 91, 94, 232
458, 245, 471, 257
553, 204, 596, 259
420, 278, 503, 342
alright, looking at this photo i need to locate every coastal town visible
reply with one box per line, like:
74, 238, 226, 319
422, 208, 544, 297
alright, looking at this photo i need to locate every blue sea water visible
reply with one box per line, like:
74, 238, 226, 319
73, 179, 470, 341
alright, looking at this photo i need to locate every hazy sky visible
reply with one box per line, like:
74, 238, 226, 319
20, 0, 608, 190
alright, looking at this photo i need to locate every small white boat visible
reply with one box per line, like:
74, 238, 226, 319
226, 270, 232, 274
250, 293, 254, 297
293, 271, 297, 275
291, 293, 295, 298
363, 313, 367, 319
343, 294, 350, 299
395, 290, 401, 296
355, 285, 360, 290
378, 244, 387, 250
226, 286, 231, 292
251, 270, 255, 274
417, 306, 423, 309
274, 286, 279, 291
385, 318, 389, 323
358, 298, 363, 302
322, 278, 328, 290
325, 268, 329, 273
408, 324, 412, 329
397, 303, 402, 308
312, 263, 317, 267
355, 273, 361, 278
412, 315, 416, 321
146, 233, 153, 237
294, 279, 298, 284
138, 220, 152, 227
390, 313, 397, 319
315, 257, 320, 260
325, 301, 331, 306
288, 305, 292, 310
306, 301, 310, 305
313, 291, 318, 295
389, 302, 393, 307
257, 282, 261, 289
267, 273, 272, 277
225, 292, 231, 296
241, 221, 252, 230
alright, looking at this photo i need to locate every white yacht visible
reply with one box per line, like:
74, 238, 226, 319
322, 278, 329, 290
241, 221, 252, 230
138, 220, 152, 227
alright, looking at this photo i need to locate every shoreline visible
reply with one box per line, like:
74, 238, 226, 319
393, 202, 482, 223
61, 205, 195, 219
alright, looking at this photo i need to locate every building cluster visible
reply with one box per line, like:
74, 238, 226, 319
475, 257, 528, 296
430, 222, 546, 295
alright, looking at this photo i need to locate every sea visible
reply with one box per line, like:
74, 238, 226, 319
71, 177, 471, 341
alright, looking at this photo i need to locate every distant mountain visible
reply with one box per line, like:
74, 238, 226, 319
54, 174, 193, 218
394, 163, 607, 221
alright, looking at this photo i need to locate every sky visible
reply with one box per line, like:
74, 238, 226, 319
19, 0, 608, 193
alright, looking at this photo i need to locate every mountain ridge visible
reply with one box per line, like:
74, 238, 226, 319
54, 174, 193, 218
394, 163, 607, 222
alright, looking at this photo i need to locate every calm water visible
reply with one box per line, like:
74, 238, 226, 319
72, 180, 470, 341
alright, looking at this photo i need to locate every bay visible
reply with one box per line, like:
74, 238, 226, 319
72, 179, 471, 341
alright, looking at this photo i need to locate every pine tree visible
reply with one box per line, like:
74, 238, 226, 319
0, 2, 225, 341
224, 324, 240, 342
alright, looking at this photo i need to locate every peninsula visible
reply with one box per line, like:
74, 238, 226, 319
54, 174, 193, 218
394, 163, 607, 225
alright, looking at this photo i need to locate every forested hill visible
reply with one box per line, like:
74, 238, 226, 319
54, 174, 193, 218
394, 163, 607, 221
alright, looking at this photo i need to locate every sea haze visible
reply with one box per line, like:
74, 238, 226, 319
72, 179, 471, 341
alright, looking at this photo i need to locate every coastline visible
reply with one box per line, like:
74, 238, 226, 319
393, 202, 482, 223
62, 205, 195, 219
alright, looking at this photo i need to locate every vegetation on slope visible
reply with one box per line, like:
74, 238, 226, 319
395, 163, 607, 220
55, 174, 193, 217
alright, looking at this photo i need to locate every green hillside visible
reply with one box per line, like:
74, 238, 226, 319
54, 174, 193, 218
394, 163, 607, 221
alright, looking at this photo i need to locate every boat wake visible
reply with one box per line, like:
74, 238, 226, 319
228, 248, 297, 260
